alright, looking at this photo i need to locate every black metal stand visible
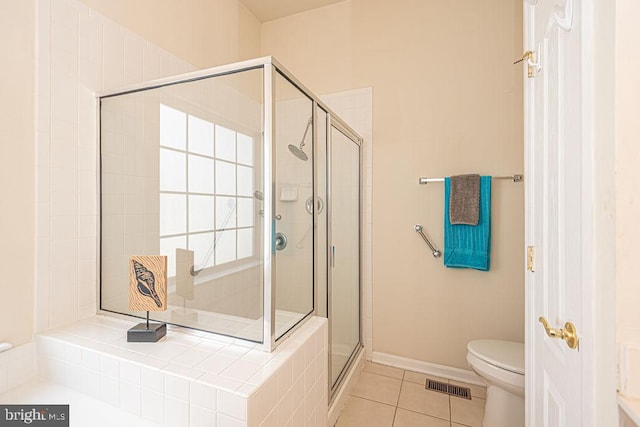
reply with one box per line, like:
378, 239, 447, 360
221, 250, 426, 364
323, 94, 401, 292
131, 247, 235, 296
127, 311, 166, 342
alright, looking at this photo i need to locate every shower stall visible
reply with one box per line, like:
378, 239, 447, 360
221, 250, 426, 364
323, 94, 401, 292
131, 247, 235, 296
99, 57, 362, 398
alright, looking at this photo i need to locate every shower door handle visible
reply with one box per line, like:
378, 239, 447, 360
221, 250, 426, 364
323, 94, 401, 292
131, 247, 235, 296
331, 246, 336, 268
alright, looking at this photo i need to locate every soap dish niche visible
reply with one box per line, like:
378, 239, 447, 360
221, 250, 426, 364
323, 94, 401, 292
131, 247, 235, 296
280, 187, 298, 202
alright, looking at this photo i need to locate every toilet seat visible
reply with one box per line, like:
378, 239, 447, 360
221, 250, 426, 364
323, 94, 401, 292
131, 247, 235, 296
466, 340, 525, 426
467, 339, 524, 375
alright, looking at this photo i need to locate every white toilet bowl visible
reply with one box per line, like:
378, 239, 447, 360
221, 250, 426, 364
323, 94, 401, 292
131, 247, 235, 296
466, 339, 525, 427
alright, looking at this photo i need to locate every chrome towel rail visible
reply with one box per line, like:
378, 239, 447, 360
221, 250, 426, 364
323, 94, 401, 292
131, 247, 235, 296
418, 174, 523, 185
414, 225, 441, 258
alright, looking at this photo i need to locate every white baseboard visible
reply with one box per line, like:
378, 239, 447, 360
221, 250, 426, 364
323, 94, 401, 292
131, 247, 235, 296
372, 351, 485, 387
328, 348, 365, 427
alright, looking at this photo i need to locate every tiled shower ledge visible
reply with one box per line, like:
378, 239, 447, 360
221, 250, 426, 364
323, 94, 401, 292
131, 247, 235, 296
36, 315, 328, 427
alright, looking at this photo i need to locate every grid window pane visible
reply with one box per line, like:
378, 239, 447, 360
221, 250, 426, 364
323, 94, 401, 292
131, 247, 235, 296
160, 236, 187, 278
237, 228, 253, 259
189, 232, 215, 270
237, 198, 254, 228
160, 104, 186, 150
215, 161, 236, 195
160, 193, 186, 236
160, 149, 186, 192
237, 165, 253, 197
216, 196, 236, 229
188, 115, 214, 156
215, 125, 236, 162
157, 105, 258, 272
188, 155, 214, 194
215, 229, 236, 265
237, 133, 253, 166
188, 195, 215, 233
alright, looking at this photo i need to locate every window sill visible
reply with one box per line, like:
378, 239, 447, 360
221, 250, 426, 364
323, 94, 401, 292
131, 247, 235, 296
194, 259, 261, 285
167, 259, 261, 294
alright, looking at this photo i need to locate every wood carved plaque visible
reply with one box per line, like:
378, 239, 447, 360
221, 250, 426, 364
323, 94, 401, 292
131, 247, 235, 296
128, 255, 167, 312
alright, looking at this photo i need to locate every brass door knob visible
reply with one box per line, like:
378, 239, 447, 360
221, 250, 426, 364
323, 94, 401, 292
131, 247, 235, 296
538, 317, 579, 350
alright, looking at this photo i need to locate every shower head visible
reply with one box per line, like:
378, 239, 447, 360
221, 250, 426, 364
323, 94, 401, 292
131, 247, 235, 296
288, 144, 308, 161
288, 117, 312, 162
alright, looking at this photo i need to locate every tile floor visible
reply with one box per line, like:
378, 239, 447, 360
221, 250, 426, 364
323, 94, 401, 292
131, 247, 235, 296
335, 362, 486, 427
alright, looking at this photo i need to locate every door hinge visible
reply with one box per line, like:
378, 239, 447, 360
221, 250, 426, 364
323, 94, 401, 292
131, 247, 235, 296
514, 50, 540, 78
527, 246, 535, 272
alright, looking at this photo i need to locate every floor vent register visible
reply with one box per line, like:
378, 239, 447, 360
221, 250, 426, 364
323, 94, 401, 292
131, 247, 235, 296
425, 379, 472, 400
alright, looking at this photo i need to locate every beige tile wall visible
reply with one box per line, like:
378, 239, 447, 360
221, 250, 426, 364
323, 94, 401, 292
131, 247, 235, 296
0, 0, 36, 347
37, 0, 193, 331
77, 0, 262, 70
36, 315, 328, 427
36, 0, 263, 332
0, 343, 37, 394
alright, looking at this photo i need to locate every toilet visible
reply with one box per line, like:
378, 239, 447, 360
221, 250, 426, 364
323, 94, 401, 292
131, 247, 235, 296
466, 339, 525, 427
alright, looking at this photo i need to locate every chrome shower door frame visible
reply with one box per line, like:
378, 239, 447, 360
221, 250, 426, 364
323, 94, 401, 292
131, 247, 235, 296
96, 56, 364, 357
326, 114, 364, 401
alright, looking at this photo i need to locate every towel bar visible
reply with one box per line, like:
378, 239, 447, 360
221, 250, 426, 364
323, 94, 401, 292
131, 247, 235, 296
418, 174, 523, 185
414, 225, 441, 258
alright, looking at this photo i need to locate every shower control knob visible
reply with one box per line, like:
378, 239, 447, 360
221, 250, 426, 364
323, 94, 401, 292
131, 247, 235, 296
274, 232, 287, 251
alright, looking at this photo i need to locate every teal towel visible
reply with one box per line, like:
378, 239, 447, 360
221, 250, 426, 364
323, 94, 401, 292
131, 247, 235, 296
444, 176, 491, 271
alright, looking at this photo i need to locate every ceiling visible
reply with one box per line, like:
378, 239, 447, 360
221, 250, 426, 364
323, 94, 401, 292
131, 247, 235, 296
240, 0, 345, 23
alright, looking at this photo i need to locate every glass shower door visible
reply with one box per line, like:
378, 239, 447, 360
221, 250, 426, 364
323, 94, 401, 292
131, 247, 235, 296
329, 121, 361, 391
273, 71, 314, 340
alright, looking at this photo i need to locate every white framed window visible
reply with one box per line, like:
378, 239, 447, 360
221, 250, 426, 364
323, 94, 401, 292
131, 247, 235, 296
158, 104, 256, 278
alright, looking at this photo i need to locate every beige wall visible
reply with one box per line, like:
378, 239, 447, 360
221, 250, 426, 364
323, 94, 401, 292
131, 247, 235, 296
263, 0, 524, 368
78, 0, 261, 69
616, 0, 640, 346
0, 1, 36, 346
5, 0, 525, 368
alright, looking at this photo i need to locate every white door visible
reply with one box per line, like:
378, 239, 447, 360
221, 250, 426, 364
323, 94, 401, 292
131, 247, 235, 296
524, 0, 594, 425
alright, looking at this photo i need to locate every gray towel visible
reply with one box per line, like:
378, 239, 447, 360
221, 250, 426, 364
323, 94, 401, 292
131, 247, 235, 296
449, 174, 480, 225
